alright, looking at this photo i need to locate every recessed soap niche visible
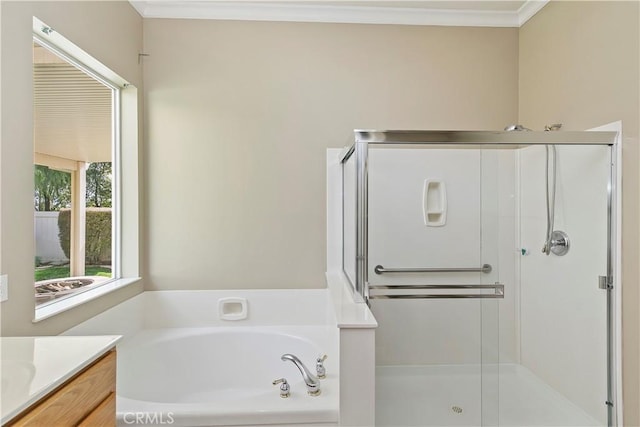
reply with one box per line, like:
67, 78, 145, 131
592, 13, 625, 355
423, 179, 447, 227
218, 297, 248, 320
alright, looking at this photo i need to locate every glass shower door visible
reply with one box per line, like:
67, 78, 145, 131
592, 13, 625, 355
367, 146, 501, 426
513, 143, 610, 426
340, 130, 617, 427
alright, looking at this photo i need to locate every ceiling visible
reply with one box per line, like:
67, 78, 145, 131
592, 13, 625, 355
129, 0, 546, 27
33, 44, 112, 164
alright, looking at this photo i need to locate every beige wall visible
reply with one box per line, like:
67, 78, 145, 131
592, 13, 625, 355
143, 19, 519, 291
3, 2, 636, 421
519, 1, 640, 425
0, 1, 144, 336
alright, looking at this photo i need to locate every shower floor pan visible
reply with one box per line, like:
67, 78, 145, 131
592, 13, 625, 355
376, 363, 602, 427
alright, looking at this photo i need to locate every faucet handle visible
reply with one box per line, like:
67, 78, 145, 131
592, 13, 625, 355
316, 354, 328, 379
272, 378, 290, 398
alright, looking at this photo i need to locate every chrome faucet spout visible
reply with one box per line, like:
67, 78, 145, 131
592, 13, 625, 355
281, 353, 321, 396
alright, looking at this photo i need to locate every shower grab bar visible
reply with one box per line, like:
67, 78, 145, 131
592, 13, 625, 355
368, 283, 504, 299
374, 264, 492, 275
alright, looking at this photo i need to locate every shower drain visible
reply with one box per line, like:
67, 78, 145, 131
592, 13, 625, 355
451, 406, 463, 414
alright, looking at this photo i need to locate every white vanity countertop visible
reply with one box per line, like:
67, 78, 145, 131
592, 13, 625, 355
0, 335, 121, 424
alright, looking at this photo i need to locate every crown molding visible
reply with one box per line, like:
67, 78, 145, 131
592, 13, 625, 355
518, 0, 550, 26
130, 1, 550, 28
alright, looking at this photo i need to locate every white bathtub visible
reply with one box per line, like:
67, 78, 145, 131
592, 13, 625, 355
117, 326, 338, 426
64, 290, 340, 427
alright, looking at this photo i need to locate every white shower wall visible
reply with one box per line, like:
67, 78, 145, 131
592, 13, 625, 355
518, 145, 609, 425
367, 148, 518, 366
363, 144, 608, 423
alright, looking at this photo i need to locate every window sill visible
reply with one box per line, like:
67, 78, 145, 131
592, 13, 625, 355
33, 277, 141, 323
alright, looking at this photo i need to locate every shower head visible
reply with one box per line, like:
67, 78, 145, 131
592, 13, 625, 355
504, 124, 532, 131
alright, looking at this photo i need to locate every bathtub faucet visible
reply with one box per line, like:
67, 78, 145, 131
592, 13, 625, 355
281, 354, 321, 396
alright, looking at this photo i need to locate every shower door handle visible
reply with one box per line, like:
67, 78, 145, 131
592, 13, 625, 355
368, 283, 504, 300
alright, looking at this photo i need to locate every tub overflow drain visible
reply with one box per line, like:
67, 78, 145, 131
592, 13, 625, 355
451, 406, 463, 414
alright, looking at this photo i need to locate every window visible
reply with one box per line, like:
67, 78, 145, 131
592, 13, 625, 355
32, 17, 139, 320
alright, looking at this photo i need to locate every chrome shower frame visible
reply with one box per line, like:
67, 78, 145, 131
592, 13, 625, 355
339, 129, 620, 426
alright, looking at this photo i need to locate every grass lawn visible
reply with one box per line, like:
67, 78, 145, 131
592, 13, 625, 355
35, 265, 112, 282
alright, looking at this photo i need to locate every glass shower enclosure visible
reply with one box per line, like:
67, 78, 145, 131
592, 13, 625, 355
340, 130, 619, 427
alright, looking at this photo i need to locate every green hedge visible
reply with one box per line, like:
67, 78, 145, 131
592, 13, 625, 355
58, 209, 71, 258
58, 208, 111, 264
